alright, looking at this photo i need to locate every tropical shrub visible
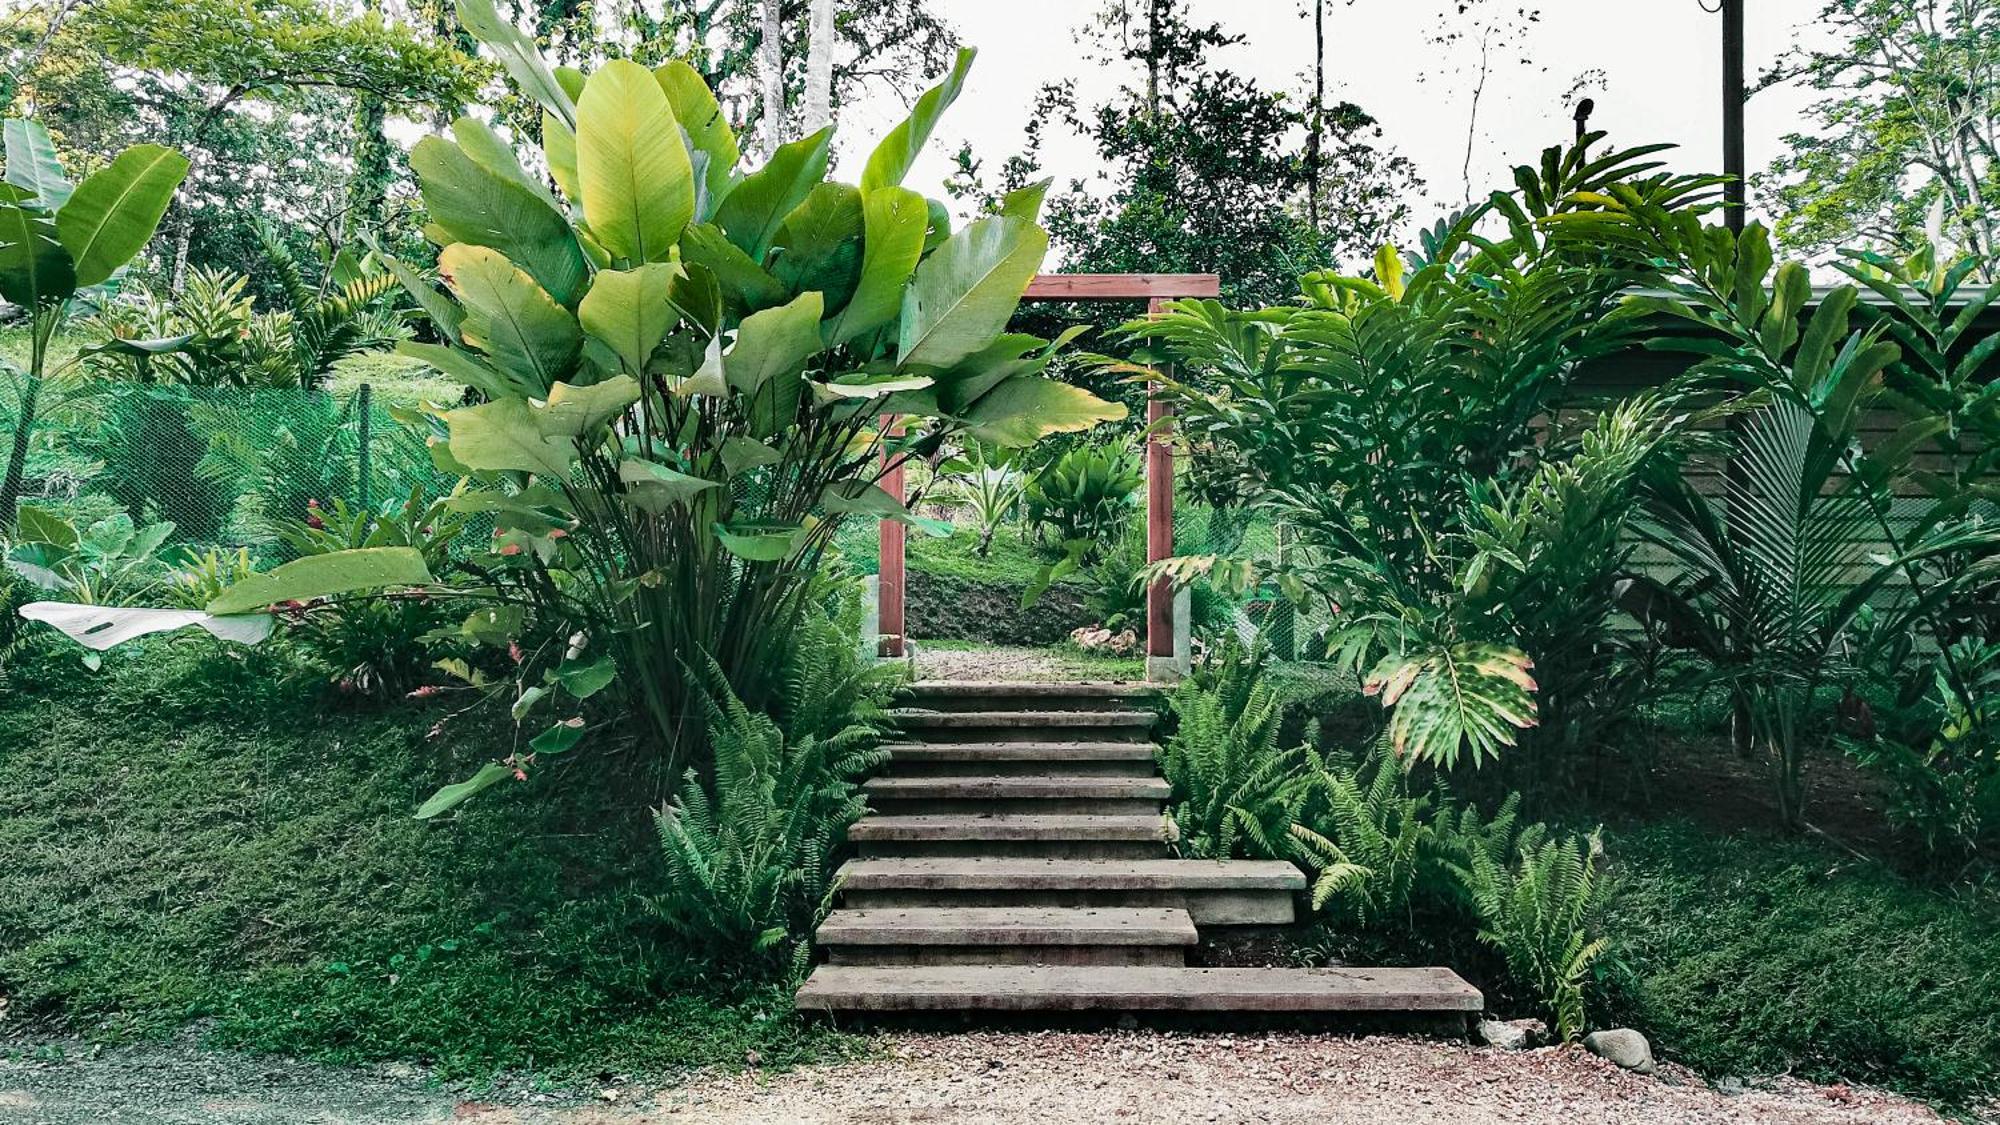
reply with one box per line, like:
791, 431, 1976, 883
1286, 741, 1434, 928
1602, 219, 2000, 829
0, 118, 189, 525
23, 4, 1122, 818
1025, 440, 1141, 556
1130, 138, 1718, 771
272, 487, 471, 697
5, 506, 177, 606
1457, 823, 1609, 1042
1158, 638, 1299, 859
942, 442, 1025, 557
652, 657, 889, 970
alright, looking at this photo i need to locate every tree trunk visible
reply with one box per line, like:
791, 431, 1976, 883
804, 0, 834, 134
1307, 0, 1324, 231
760, 0, 785, 155
0, 309, 55, 530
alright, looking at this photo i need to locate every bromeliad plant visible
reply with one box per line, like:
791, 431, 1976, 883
22, 0, 1121, 815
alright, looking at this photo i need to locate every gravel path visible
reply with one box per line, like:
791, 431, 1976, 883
1, 1030, 1964, 1125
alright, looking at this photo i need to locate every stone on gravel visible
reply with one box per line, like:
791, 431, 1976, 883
1584, 1028, 1657, 1074
1478, 1018, 1546, 1050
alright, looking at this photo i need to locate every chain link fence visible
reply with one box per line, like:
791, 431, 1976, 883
0, 378, 455, 558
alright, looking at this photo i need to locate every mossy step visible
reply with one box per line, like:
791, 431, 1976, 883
892, 710, 1155, 729
795, 965, 1483, 1014
847, 814, 1172, 843
883, 742, 1159, 761
836, 857, 1305, 893
862, 777, 1171, 801
816, 907, 1199, 947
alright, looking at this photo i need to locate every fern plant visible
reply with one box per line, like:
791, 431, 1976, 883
1456, 823, 1609, 1041
1159, 640, 1302, 859
1286, 742, 1432, 928
652, 652, 889, 970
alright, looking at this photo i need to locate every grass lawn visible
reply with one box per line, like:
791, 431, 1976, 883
0, 640, 864, 1084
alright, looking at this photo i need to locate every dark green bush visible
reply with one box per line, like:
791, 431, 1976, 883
1602, 821, 2000, 1107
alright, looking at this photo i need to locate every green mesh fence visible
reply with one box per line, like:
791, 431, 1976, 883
1, 379, 457, 559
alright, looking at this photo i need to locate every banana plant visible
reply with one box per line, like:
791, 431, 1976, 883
0, 119, 189, 527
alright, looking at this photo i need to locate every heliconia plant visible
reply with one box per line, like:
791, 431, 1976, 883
23, 0, 1124, 817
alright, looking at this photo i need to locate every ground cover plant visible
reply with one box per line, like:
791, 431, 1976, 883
0, 639, 863, 1081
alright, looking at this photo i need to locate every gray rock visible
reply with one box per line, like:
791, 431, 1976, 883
1583, 1029, 1656, 1074
1477, 1018, 1546, 1050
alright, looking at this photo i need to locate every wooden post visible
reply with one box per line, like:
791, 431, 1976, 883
878, 417, 907, 659
1145, 295, 1175, 678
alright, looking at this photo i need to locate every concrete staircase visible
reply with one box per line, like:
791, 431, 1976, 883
794, 681, 1485, 1020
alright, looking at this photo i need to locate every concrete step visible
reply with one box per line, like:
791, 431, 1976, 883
883, 741, 1158, 778
893, 709, 1155, 743
796, 964, 1484, 1015
836, 857, 1305, 925
817, 907, 1197, 966
848, 814, 1172, 858
862, 775, 1171, 816
901, 681, 1162, 714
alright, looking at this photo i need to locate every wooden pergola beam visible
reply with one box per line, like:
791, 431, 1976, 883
1022, 274, 1221, 301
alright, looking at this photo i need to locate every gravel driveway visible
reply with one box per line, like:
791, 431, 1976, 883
1, 1029, 1966, 1125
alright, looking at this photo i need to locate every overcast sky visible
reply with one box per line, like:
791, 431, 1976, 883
833, 0, 1838, 253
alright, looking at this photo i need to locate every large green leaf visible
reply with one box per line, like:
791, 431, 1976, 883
714, 521, 805, 561
576, 59, 695, 264
415, 761, 516, 820
456, 0, 574, 127
206, 548, 435, 616
826, 185, 927, 347
860, 48, 974, 194
771, 182, 864, 311
678, 223, 789, 317
411, 135, 588, 307
715, 126, 832, 261
0, 204, 74, 308
451, 116, 558, 209
898, 214, 1048, 370
438, 243, 582, 393
726, 291, 824, 394
19, 601, 273, 651
962, 378, 1126, 447
3, 119, 72, 211
445, 398, 570, 476
619, 458, 719, 513
542, 112, 581, 200
395, 341, 513, 400
578, 264, 678, 373
1364, 643, 1538, 770
539, 376, 640, 436
655, 60, 737, 215
53, 143, 187, 288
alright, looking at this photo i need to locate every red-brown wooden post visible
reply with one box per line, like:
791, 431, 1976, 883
1144, 295, 1176, 678
870, 274, 1217, 671
877, 417, 907, 658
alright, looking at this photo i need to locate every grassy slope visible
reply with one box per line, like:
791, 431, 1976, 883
1602, 820, 2000, 1107
0, 641, 860, 1082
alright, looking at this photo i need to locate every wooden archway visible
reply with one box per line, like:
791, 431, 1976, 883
878, 272, 1222, 681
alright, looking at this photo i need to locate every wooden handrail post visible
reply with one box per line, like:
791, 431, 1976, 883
1144, 295, 1178, 681
878, 416, 907, 659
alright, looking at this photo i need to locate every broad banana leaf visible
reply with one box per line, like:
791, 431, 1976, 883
898, 214, 1049, 370
577, 59, 695, 264
3, 120, 71, 211
411, 136, 588, 306
0, 204, 75, 308
771, 182, 865, 312
655, 60, 738, 215
579, 264, 679, 374
438, 244, 582, 393
715, 126, 833, 261
861, 48, 974, 194
825, 186, 928, 347
53, 144, 187, 288
206, 547, 436, 615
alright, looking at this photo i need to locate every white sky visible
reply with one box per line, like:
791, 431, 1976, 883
832, 0, 1837, 251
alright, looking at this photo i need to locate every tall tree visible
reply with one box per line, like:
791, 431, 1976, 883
1761, 0, 2000, 267
804, 0, 834, 132
760, 0, 784, 154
